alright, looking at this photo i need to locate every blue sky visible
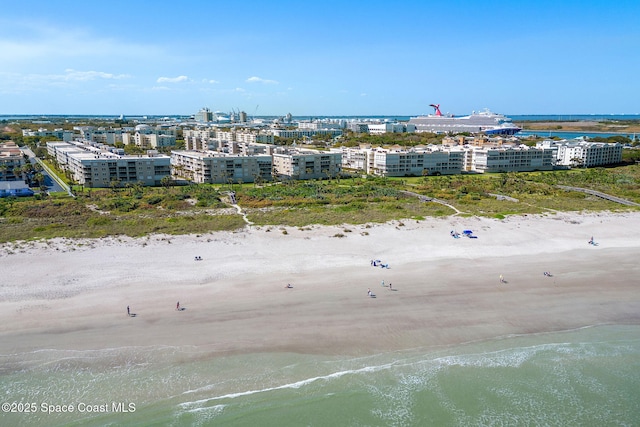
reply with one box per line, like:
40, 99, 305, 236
1, 0, 638, 116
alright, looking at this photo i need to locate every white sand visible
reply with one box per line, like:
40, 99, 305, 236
1, 212, 639, 357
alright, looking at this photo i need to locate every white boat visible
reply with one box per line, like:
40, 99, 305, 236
409, 104, 521, 135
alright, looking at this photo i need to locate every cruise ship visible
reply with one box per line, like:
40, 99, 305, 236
408, 104, 521, 135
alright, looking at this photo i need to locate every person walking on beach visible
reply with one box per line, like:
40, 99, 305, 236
381, 280, 385, 287
389, 283, 393, 290
499, 275, 505, 284
127, 305, 130, 316
176, 302, 180, 311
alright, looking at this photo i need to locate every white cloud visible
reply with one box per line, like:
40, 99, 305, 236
64, 69, 130, 81
246, 76, 278, 84
0, 69, 131, 94
0, 22, 160, 66
156, 75, 189, 83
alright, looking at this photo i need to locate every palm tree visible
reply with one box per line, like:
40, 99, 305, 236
13, 166, 23, 181
33, 172, 45, 187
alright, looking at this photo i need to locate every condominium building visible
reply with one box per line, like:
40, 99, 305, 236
537, 139, 623, 167
334, 146, 463, 176
46, 141, 171, 187
367, 123, 416, 135
0, 141, 26, 181
470, 145, 556, 173
183, 129, 217, 150
22, 128, 74, 141
271, 149, 342, 180
75, 127, 125, 145
170, 150, 272, 184
122, 125, 177, 149
297, 120, 344, 130
183, 128, 275, 151
270, 129, 343, 139
335, 143, 555, 176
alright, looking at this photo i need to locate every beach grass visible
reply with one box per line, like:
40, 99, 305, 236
1, 165, 639, 242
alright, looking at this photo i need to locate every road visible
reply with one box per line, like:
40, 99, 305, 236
20, 147, 71, 195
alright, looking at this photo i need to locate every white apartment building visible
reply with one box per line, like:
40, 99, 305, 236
0, 141, 26, 181
335, 144, 555, 176
183, 129, 217, 150
270, 129, 343, 139
470, 145, 556, 173
76, 127, 125, 145
122, 125, 177, 149
22, 128, 74, 141
183, 128, 274, 151
297, 120, 344, 130
271, 149, 342, 180
367, 123, 416, 135
334, 146, 463, 176
537, 139, 623, 167
171, 150, 272, 184
46, 141, 171, 187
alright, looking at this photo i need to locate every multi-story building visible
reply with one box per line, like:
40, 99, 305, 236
183, 128, 274, 151
367, 123, 416, 135
334, 146, 464, 176
335, 143, 555, 176
270, 129, 342, 139
183, 129, 217, 150
0, 141, 26, 182
271, 148, 342, 180
297, 120, 344, 130
46, 141, 171, 187
195, 107, 214, 123
22, 128, 74, 141
537, 139, 623, 167
470, 145, 556, 173
76, 127, 125, 145
170, 150, 272, 184
122, 125, 177, 149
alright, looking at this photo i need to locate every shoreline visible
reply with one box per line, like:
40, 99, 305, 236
1, 212, 639, 362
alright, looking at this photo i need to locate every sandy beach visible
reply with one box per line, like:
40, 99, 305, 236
1, 212, 639, 359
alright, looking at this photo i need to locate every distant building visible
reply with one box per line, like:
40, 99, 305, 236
122, 125, 177, 149
367, 123, 416, 135
183, 129, 217, 150
195, 108, 214, 123
270, 129, 342, 139
297, 120, 344, 130
22, 128, 74, 141
75, 126, 124, 145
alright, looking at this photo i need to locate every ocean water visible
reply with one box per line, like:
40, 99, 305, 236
517, 130, 637, 140
2, 325, 639, 427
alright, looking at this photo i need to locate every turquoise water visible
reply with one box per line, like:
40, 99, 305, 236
2, 325, 639, 426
